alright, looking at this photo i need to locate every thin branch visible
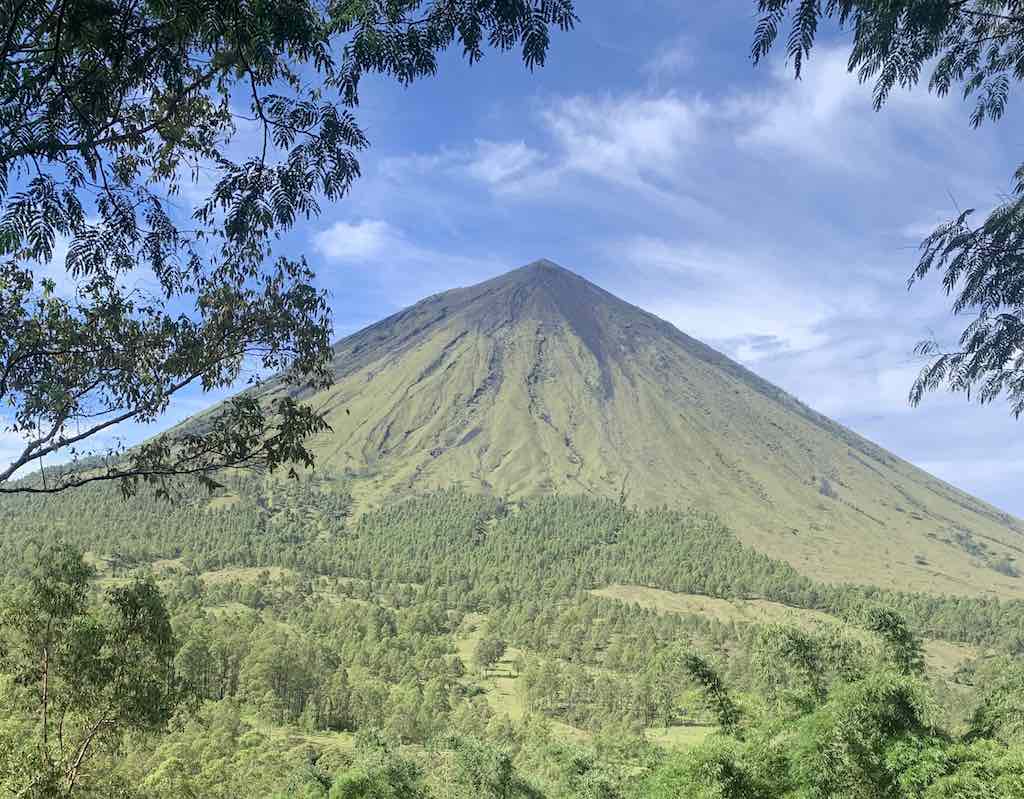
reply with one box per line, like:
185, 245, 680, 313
0, 439, 278, 495
65, 714, 115, 793
0, 370, 205, 484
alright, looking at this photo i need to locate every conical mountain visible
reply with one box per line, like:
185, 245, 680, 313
272, 259, 1024, 598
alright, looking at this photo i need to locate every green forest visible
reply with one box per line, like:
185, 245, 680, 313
2, 477, 1024, 797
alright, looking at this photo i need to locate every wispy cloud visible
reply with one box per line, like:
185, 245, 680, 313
311, 217, 507, 310
643, 35, 693, 80
465, 140, 544, 185
729, 47, 956, 171
313, 219, 398, 262
610, 236, 834, 355
543, 93, 705, 180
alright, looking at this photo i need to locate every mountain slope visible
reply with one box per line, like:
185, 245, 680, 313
265, 259, 1024, 598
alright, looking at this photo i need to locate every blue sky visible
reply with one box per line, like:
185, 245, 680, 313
10, 1, 1024, 515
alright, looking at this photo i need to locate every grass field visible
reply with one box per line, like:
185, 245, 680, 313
199, 566, 296, 584
592, 584, 979, 679
454, 613, 531, 722
454, 612, 714, 750
646, 725, 713, 750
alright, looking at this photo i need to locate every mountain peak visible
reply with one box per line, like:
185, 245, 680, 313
520, 257, 570, 274
266, 258, 1024, 599
488, 258, 592, 289
525, 257, 563, 269
476, 258, 626, 319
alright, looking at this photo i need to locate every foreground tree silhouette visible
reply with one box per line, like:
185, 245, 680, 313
751, 1, 1024, 417
645, 610, 1024, 798
0, 0, 576, 496
0, 544, 180, 797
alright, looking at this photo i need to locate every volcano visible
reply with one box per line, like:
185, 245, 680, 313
261, 259, 1024, 598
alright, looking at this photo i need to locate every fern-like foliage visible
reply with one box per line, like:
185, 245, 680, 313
909, 197, 1024, 417
0, 0, 577, 495
752, 1, 1024, 417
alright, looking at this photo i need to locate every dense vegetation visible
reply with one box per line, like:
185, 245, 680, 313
4, 477, 1024, 649
6, 2, 1024, 795
1, 478, 1024, 796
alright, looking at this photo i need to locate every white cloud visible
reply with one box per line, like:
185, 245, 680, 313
901, 200, 1004, 241
542, 93, 705, 179
734, 50, 864, 144
310, 218, 508, 309
313, 219, 398, 262
374, 96, 715, 226
784, 358, 924, 420
900, 218, 944, 240
728, 46, 954, 171
0, 429, 29, 474
612, 236, 833, 356
920, 457, 1024, 487
378, 150, 458, 181
380, 46, 956, 206
35, 233, 79, 297
384, 93, 706, 191
465, 140, 543, 185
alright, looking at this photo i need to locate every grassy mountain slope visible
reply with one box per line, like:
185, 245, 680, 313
260, 259, 1024, 599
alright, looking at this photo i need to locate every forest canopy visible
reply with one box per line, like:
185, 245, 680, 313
2, 483, 1024, 796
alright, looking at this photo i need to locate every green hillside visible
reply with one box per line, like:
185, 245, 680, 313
2, 481, 1021, 797
257, 259, 1024, 599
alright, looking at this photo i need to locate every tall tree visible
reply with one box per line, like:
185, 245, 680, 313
863, 606, 925, 676
680, 652, 743, 736
0, 0, 577, 496
0, 544, 180, 797
751, 1, 1024, 416
473, 636, 507, 672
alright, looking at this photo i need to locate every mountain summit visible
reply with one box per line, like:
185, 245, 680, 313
273, 259, 1023, 597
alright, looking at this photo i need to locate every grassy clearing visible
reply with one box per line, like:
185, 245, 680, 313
151, 557, 184, 573
593, 584, 834, 627
455, 612, 715, 748
199, 566, 295, 584
243, 710, 355, 755
83, 551, 110, 570
207, 493, 242, 510
455, 614, 527, 715
646, 725, 713, 750
592, 584, 979, 678
206, 601, 254, 616
455, 613, 589, 742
